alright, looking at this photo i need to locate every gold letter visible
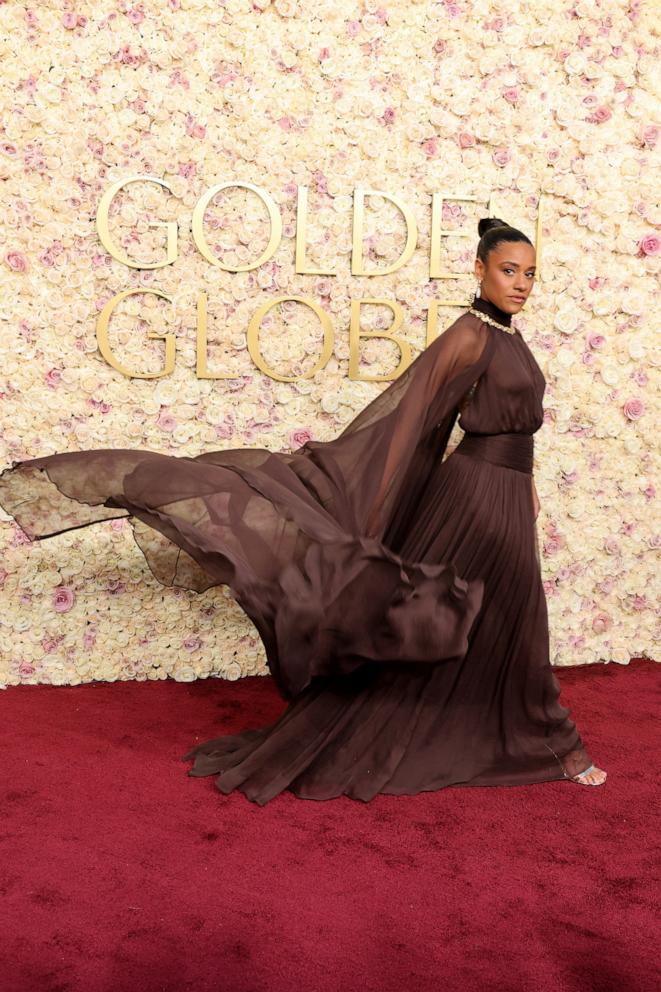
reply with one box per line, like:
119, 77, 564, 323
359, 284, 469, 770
352, 189, 417, 276
246, 296, 334, 382
96, 175, 177, 269
349, 299, 411, 381
192, 182, 282, 271
96, 289, 175, 378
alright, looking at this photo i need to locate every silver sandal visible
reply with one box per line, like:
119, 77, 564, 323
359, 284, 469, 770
571, 764, 607, 785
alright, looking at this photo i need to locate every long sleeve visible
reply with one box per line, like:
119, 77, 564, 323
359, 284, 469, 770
359, 318, 495, 542
0, 312, 496, 698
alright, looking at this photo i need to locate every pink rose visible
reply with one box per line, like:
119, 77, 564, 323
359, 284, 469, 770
503, 88, 520, 104
422, 137, 438, 158
492, 148, 511, 168
6, 251, 29, 272
458, 132, 475, 149
19, 662, 35, 677
623, 397, 644, 420
587, 332, 606, 349
45, 368, 62, 388
638, 233, 660, 256
290, 427, 313, 449
312, 169, 328, 198
228, 374, 253, 392
319, 47, 330, 60
592, 105, 612, 123
183, 637, 201, 652
157, 411, 177, 432
591, 612, 611, 634
641, 125, 658, 148
383, 107, 395, 124
42, 634, 64, 653
62, 12, 77, 28
192, 123, 205, 138
346, 19, 361, 37
127, 7, 145, 25
53, 586, 75, 612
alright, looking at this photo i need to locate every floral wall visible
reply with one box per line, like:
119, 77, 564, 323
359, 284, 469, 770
0, 0, 658, 688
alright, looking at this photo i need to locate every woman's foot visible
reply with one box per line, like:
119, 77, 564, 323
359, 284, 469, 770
570, 764, 607, 786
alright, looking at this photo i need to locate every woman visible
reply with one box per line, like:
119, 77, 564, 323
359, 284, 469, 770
0, 216, 607, 803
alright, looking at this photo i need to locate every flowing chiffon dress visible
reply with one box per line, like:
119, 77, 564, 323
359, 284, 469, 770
0, 294, 594, 804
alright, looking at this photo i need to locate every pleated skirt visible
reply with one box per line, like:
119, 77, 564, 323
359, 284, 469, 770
183, 431, 592, 804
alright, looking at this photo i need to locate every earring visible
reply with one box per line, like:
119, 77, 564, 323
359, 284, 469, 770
475, 283, 481, 298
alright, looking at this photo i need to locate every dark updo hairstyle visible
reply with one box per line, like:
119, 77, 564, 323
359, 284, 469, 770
476, 216, 533, 263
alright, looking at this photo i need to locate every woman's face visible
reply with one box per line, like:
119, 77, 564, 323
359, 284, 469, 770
475, 241, 536, 314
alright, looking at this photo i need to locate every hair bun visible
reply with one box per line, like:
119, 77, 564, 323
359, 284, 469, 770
478, 216, 511, 238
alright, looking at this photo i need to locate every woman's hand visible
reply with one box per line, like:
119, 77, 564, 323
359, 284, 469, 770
531, 475, 540, 521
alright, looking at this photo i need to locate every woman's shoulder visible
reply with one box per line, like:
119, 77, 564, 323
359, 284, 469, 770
438, 309, 491, 350
424, 310, 493, 370
443, 308, 492, 339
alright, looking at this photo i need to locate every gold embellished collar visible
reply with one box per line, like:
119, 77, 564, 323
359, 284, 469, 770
467, 306, 517, 334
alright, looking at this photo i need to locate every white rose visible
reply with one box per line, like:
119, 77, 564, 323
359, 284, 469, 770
321, 393, 339, 414
224, 661, 243, 681
600, 364, 620, 386
554, 308, 579, 335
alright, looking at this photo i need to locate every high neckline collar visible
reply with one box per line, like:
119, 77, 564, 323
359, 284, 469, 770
470, 294, 512, 328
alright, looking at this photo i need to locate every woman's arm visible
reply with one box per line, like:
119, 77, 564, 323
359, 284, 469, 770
363, 321, 490, 539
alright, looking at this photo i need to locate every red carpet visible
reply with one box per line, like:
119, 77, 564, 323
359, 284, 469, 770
1, 658, 658, 992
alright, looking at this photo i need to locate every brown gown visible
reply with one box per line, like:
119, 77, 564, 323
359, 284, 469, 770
0, 294, 594, 804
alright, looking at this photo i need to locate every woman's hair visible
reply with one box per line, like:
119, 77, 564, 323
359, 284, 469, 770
476, 216, 533, 263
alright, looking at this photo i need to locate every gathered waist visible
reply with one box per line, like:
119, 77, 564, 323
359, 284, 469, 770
454, 431, 534, 475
